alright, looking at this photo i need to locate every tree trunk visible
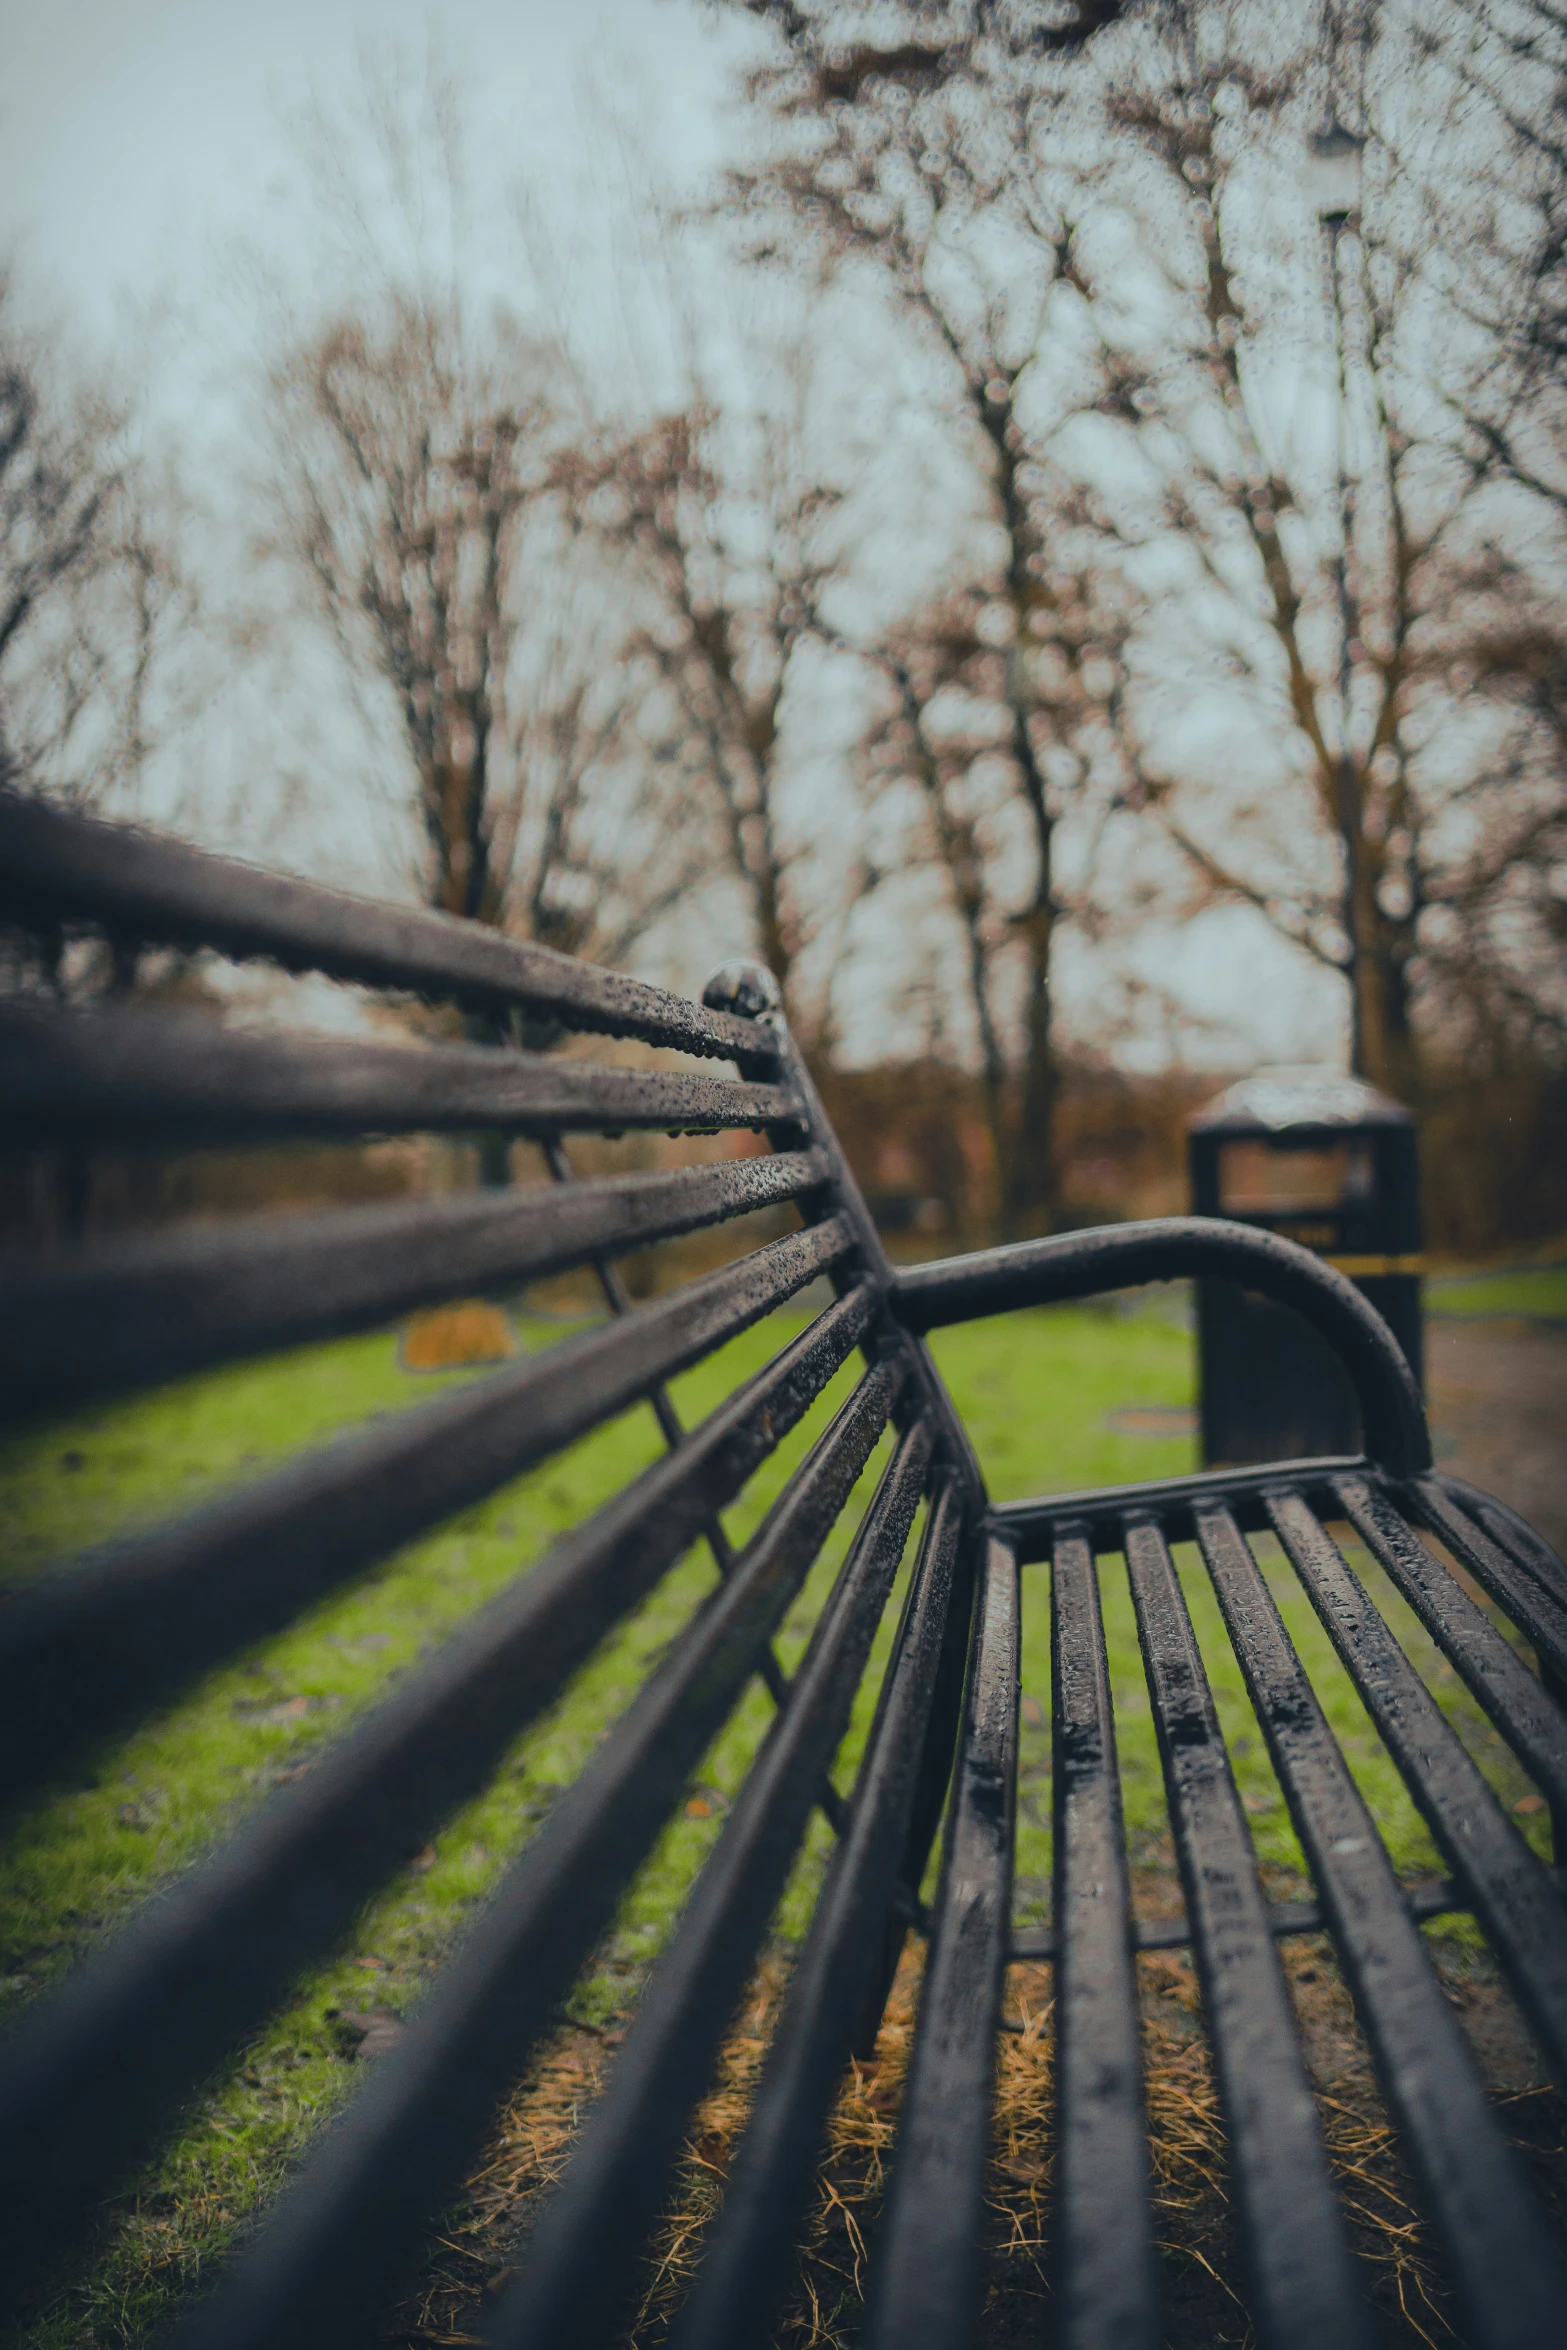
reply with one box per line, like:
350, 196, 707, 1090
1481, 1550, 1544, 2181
1007, 896, 1059, 1239
1000, 669, 1060, 1240
1355, 890, 1421, 1103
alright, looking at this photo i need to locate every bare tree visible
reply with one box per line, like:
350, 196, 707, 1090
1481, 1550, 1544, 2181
263, 296, 709, 985
1444, 0, 1567, 524
1426, 1, 1567, 1055
856, 527, 1139, 1230
728, 3, 1567, 1126
561, 373, 875, 1049
0, 281, 179, 812
1033, 5, 1567, 1095
727, 6, 1149, 1228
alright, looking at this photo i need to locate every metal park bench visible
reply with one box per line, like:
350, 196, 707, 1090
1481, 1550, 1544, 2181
2, 786, 1566, 2350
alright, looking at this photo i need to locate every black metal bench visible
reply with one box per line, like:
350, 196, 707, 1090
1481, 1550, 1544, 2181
2, 786, 1565, 2350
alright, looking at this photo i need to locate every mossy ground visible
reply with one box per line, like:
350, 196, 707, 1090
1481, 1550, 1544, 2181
1, 1288, 1557, 2345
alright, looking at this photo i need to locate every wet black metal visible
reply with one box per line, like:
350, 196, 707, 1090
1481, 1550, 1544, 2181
1046, 1525, 1160, 2350
865, 1535, 1021, 2350
711, 970, 990, 1941
704, 968, 989, 2055
0, 1289, 877, 2326
0, 1149, 829, 1421
1332, 1476, 1567, 1814
0, 786, 774, 1064
1406, 1476, 1567, 1682
729, 982, 985, 1521
0, 1218, 852, 1812
535, 1135, 843, 1831
1433, 1475, 1567, 1610
0, 1001, 796, 1149
895, 1219, 1430, 1474
1122, 1514, 1374, 2350
1194, 1504, 1567, 2350
485, 1423, 934, 2350
1268, 1490, 1567, 2081
172, 1361, 903, 2350
1007, 1873, 1468, 1963
847, 1517, 976, 2069
1427, 1478, 1567, 1865
995, 1455, 1366, 1557
670, 1482, 965, 2350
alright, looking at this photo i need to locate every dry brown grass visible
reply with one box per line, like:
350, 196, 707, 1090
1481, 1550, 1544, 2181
393, 1936, 1567, 2350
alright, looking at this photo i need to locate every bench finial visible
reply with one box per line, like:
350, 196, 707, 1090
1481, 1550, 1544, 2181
702, 958, 782, 1021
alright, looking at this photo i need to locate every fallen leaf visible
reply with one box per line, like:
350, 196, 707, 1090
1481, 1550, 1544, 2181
401, 1302, 515, 1371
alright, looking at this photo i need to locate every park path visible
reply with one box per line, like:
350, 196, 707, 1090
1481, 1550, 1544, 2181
1427, 1317, 1567, 1564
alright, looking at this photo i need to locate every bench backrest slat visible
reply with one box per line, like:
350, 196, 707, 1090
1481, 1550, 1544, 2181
0, 1147, 833, 1419
0, 1000, 796, 1147
0, 788, 775, 1064
0, 1217, 861, 1807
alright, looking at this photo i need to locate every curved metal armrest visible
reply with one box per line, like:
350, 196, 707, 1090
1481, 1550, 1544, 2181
892, 1216, 1431, 1477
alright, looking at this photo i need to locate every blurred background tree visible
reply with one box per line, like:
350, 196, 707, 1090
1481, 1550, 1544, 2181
3, 0, 1564, 1255
0, 281, 188, 818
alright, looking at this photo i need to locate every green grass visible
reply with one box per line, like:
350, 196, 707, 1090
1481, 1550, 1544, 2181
1, 1289, 1553, 2344
1425, 1264, 1567, 1322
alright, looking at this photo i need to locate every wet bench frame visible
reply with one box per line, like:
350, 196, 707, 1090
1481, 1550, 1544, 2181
3, 785, 1566, 2350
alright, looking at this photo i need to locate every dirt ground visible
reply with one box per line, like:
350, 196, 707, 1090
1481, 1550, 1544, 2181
1427, 1317, 1567, 1562
401, 1928, 1566, 2350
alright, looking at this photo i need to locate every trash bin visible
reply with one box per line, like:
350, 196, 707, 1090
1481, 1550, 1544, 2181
1188, 1069, 1422, 1466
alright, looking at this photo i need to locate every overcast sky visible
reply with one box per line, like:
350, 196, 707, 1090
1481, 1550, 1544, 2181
0, 0, 748, 348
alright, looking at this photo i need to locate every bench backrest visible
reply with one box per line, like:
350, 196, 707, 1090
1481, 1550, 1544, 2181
0, 788, 978, 2346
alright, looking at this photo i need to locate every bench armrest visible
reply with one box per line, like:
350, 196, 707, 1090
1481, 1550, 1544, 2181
892, 1215, 1432, 1477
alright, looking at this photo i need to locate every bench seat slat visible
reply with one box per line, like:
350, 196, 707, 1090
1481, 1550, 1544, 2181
0, 1217, 853, 1809
866, 1533, 1022, 2350
0, 1288, 879, 2317
0, 1148, 831, 1419
1425, 1476, 1567, 1613
488, 1420, 935, 2350
1333, 1476, 1567, 1811
1269, 1492, 1567, 2081
672, 1481, 966, 2350
1400, 1477, 1567, 1684
991, 1456, 1364, 1555
1045, 1525, 1160, 2350
1195, 1505, 1567, 2350
173, 1357, 905, 2350
0, 1002, 796, 1149
1123, 1515, 1374, 2350
0, 786, 776, 1065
